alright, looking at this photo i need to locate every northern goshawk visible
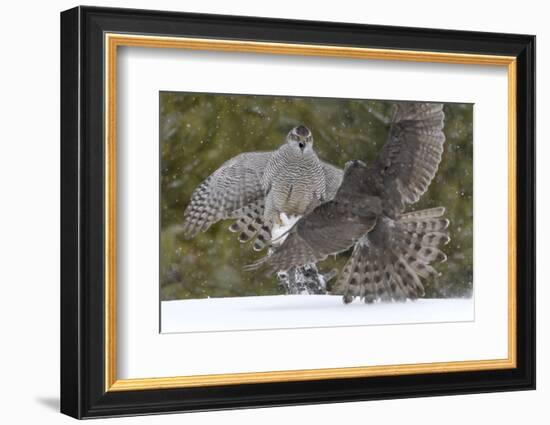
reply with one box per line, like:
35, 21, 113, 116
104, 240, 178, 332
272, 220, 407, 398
182, 125, 343, 254
246, 103, 449, 303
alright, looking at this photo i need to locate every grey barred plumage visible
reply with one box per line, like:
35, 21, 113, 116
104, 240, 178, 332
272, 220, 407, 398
335, 206, 450, 303
261, 129, 328, 223
182, 125, 344, 254
367, 102, 446, 215
247, 102, 450, 303
182, 151, 271, 239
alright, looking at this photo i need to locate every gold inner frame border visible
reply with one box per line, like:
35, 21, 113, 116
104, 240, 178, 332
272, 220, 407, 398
104, 33, 517, 392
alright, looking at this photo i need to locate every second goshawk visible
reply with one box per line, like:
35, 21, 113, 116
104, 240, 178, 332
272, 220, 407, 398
246, 103, 450, 303
182, 125, 343, 252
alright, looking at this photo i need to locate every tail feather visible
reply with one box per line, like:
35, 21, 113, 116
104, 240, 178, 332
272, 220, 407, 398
340, 247, 362, 304
226, 200, 271, 251
416, 246, 447, 263
389, 261, 410, 300
400, 217, 449, 233
360, 251, 375, 302
253, 225, 271, 251
395, 256, 425, 298
333, 207, 449, 303
421, 231, 450, 247
370, 253, 385, 302
399, 206, 445, 220
408, 258, 438, 280
381, 261, 400, 300
228, 203, 263, 241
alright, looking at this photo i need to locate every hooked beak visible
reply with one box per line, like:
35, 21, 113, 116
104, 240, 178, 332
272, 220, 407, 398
344, 159, 366, 172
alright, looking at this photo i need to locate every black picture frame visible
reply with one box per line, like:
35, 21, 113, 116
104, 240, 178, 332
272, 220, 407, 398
60, 5, 535, 419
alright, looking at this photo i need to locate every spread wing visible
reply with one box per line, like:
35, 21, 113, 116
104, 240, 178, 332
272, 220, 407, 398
367, 102, 446, 213
183, 151, 272, 238
321, 161, 344, 200
245, 197, 378, 272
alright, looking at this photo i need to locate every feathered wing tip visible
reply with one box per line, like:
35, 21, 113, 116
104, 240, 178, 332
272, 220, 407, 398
392, 102, 444, 125
182, 177, 217, 238
398, 206, 446, 220
334, 207, 450, 304
183, 190, 272, 250
181, 151, 272, 240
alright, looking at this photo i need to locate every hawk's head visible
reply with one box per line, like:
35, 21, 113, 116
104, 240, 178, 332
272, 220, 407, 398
286, 125, 313, 154
342, 160, 370, 191
344, 159, 367, 174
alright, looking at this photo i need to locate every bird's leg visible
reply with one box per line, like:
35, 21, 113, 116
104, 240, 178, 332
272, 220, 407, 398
276, 268, 296, 294
277, 267, 303, 294
276, 264, 335, 295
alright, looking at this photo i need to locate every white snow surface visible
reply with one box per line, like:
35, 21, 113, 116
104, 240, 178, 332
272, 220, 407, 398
161, 295, 474, 333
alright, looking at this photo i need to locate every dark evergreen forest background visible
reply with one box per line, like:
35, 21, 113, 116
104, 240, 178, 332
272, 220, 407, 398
160, 92, 473, 301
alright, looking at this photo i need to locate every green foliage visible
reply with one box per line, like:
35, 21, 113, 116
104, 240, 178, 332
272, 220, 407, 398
160, 92, 473, 300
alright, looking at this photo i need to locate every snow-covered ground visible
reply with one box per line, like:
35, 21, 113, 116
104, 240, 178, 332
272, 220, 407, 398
161, 295, 474, 333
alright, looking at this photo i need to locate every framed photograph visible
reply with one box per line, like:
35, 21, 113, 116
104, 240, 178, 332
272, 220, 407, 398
60, 6, 535, 419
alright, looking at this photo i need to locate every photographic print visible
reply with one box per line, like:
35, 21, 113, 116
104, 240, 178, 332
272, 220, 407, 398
160, 92, 474, 333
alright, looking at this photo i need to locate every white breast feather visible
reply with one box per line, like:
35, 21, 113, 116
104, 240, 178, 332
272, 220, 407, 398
271, 213, 301, 246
